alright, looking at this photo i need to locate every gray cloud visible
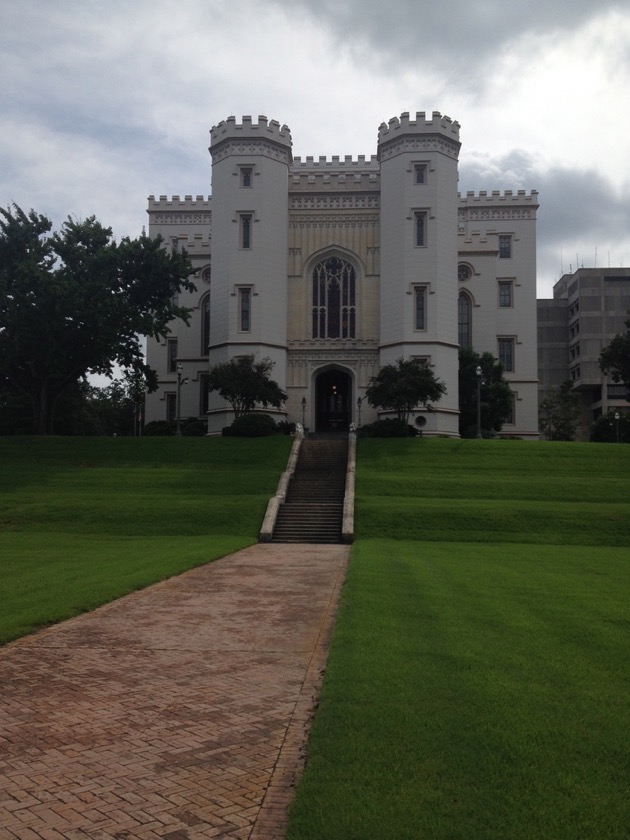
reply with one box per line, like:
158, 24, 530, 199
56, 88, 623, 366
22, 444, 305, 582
278, 0, 624, 77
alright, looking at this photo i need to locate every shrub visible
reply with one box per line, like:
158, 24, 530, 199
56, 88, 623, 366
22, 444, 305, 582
142, 420, 176, 436
358, 418, 418, 438
226, 413, 279, 437
277, 420, 296, 436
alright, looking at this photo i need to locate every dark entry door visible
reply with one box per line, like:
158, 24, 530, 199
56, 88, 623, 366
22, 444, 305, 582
315, 369, 351, 432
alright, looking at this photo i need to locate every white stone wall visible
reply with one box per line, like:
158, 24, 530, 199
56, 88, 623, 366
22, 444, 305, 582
458, 190, 540, 438
143, 113, 540, 438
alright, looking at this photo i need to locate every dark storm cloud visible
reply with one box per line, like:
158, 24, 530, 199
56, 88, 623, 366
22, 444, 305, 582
279, 0, 624, 75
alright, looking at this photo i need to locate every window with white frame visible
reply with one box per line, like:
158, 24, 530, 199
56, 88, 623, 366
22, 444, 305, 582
414, 211, 427, 247
498, 337, 515, 372
498, 280, 513, 307
239, 213, 253, 249
413, 285, 427, 330
312, 257, 356, 339
458, 263, 472, 282
240, 166, 253, 188
458, 292, 472, 348
413, 163, 427, 184
167, 338, 178, 373
498, 235, 512, 258
238, 287, 252, 332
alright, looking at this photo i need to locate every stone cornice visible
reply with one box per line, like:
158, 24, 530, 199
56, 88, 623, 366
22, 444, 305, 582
210, 138, 292, 165
378, 134, 460, 162
290, 195, 379, 210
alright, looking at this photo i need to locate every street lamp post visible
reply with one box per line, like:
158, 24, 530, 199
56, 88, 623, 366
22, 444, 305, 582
476, 365, 482, 439
301, 396, 306, 428
615, 411, 620, 444
176, 362, 183, 436
357, 396, 362, 428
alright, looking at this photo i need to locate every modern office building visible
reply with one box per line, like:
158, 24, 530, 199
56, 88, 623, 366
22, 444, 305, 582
538, 267, 630, 439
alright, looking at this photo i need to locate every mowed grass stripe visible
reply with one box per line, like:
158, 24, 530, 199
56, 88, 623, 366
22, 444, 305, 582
287, 440, 630, 840
0, 436, 292, 644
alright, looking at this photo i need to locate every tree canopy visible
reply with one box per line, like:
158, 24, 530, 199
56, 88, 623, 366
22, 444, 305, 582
599, 319, 630, 399
539, 380, 581, 441
365, 357, 446, 423
458, 348, 513, 437
207, 355, 287, 420
0, 205, 195, 434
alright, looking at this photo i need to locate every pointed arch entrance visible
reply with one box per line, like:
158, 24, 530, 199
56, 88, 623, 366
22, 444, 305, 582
315, 368, 352, 432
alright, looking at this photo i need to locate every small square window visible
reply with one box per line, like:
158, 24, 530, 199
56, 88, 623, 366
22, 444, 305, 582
498, 235, 512, 258
498, 281, 513, 307
414, 211, 427, 247
413, 164, 427, 184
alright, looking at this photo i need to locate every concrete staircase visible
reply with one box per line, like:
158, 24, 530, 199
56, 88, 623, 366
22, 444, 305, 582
271, 437, 348, 544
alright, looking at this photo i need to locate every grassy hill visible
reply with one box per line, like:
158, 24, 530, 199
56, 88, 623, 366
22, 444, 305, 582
0, 436, 291, 644
287, 439, 630, 840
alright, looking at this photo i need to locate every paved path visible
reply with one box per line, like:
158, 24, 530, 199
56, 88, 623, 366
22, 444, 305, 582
0, 544, 349, 840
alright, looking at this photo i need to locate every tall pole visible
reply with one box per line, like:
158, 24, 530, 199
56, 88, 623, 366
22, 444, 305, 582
301, 397, 306, 428
615, 411, 620, 444
357, 396, 362, 428
476, 365, 482, 439
176, 362, 183, 436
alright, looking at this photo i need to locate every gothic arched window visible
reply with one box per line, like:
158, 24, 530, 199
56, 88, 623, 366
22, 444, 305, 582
458, 291, 472, 348
201, 291, 211, 355
312, 257, 356, 339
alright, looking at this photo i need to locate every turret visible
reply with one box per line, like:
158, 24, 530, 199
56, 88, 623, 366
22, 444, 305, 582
377, 111, 461, 436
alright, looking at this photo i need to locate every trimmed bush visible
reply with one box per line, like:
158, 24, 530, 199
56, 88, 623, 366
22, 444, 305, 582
227, 413, 279, 437
142, 420, 176, 436
358, 418, 418, 438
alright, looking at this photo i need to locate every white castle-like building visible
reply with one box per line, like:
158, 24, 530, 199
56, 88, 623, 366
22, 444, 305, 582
145, 112, 539, 437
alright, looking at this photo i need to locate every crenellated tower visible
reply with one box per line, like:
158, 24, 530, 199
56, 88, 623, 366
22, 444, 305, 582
208, 115, 293, 429
378, 111, 461, 435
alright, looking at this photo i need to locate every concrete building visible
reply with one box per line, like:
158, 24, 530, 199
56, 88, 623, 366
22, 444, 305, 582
144, 113, 539, 437
538, 267, 630, 439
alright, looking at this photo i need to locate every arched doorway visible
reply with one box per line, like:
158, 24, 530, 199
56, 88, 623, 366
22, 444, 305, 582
315, 369, 352, 432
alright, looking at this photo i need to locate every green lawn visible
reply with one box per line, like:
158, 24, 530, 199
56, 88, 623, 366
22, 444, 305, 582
0, 435, 291, 644
287, 439, 630, 840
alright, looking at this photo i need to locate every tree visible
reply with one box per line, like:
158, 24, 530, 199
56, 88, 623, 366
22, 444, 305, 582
0, 205, 195, 434
458, 348, 513, 437
600, 319, 630, 399
365, 357, 446, 424
590, 409, 630, 443
207, 355, 287, 420
539, 380, 581, 441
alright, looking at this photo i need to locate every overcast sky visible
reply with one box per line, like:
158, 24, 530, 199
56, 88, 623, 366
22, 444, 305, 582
2, 0, 630, 297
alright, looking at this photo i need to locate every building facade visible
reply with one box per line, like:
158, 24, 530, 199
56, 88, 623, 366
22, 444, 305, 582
538, 267, 630, 439
145, 113, 539, 437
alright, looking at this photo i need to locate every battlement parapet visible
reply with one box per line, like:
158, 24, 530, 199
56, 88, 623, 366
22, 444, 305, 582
458, 189, 539, 205
148, 195, 211, 208
378, 111, 460, 144
210, 115, 292, 148
292, 155, 380, 169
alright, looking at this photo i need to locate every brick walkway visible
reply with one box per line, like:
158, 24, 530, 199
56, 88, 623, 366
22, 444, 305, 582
0, 544, 349, 840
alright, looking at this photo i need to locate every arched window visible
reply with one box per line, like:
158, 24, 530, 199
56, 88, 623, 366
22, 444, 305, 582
458, 291, 472, 348
201, 291, 210, 355
312, 257, 356, 339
